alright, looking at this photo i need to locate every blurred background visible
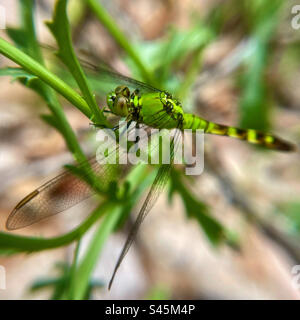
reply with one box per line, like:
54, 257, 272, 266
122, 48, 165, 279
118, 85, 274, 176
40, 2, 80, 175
0, 0, 300, 299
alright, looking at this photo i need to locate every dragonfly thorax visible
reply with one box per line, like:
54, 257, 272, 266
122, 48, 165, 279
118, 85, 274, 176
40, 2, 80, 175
107, 85, 184, 128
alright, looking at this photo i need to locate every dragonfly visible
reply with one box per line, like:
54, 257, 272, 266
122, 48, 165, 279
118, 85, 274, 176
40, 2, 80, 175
6, 61, 296, 289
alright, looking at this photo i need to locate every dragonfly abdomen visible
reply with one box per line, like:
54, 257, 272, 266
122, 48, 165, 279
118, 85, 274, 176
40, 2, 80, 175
183, 113, 295, 151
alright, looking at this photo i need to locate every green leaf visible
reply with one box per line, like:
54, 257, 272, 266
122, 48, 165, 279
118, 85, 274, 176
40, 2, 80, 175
113, 165, 157, 230
7, 0, 43, 62
30, 277, 67, 292
238, 38, 271, 131
145, 284, 171, 300
85, 0, 155, 85
0, 67, 37, 81
2, 1, 92, 165
0, 202, 109, 254
169, 169, 225, 246
29, 262, 69, 299
0, 38, 92, 119
70, 165, 156, 298
6, 28, 28, 49
124, 23, 214, 92
46, 0, 107, 126
276, 201, 300, 236
239, 0, 283, 131
72, 205, 122, 299
40, 114, 60, 132
67, 240, 81, 299
158, 24, 213, 82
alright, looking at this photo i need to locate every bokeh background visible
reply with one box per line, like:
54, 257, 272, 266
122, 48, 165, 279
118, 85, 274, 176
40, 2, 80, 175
0, 0, 300, 299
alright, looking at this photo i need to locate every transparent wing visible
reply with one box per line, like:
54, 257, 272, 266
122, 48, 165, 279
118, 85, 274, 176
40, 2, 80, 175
6, 122, 140, 230
7, 151, 123, 230
42, 44, 162, 95
6, 111, 172, 230
82, 60, 162, 95
108, 126, 182, 289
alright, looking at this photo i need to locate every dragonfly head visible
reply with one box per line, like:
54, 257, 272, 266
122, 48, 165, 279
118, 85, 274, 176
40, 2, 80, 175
107, 85, 130, 117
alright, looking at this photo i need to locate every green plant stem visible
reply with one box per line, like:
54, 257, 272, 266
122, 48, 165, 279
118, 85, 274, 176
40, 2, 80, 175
0, 37, 92, 119
85, 0, 155, 85
176, 47, 203, 103
67, 239, 81, 299
0, 202, 111, 252
71, 164, 156, 297
46, 0, 108, 126
12, 0, 88, 163
3, 1, 87, 165
19, 0, 44, 62
73, 206, 123, 299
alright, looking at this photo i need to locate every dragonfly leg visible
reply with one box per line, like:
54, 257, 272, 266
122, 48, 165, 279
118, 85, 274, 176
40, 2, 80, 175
111, 120, 130, 133
125, 120, 133, 131
112, 125, 120, 132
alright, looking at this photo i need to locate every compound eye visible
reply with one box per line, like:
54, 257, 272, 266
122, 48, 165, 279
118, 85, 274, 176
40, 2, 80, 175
115, 86, 123, 95
115, 85, 130, 98
114, 96, 129, 117
123, 87, 130, 98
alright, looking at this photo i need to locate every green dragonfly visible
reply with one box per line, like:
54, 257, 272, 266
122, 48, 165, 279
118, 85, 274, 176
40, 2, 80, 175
6, 63, 296, 289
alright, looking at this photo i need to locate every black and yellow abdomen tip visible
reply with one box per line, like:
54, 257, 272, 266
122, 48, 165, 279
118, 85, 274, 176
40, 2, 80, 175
246, 129, 296, 152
